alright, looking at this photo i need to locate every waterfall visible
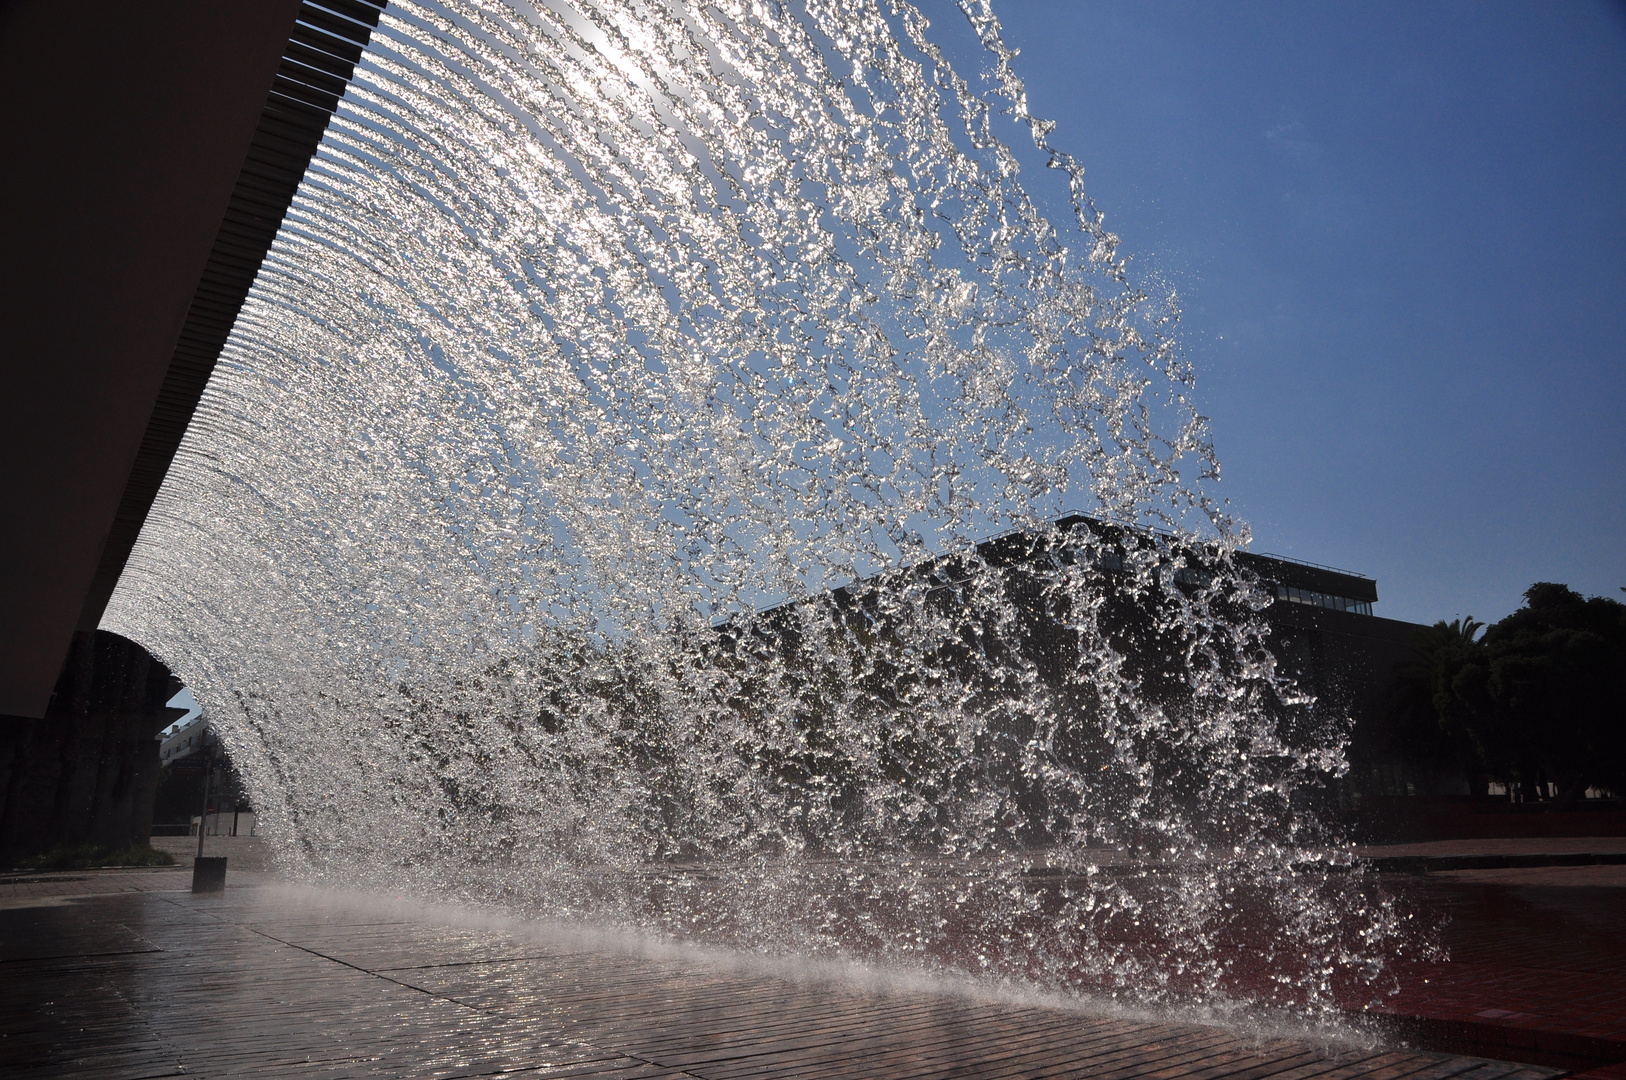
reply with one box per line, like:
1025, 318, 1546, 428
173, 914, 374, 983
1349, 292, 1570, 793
106, 0, 1407, 1020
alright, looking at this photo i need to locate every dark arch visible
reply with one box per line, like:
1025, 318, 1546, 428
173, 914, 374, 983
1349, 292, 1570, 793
0, 631, 186, 862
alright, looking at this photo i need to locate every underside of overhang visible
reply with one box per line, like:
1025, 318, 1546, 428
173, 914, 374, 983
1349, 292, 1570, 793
0, 1, 385, 718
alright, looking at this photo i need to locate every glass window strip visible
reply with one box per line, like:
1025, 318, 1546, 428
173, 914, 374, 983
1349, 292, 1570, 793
1273, 584, 1372, 615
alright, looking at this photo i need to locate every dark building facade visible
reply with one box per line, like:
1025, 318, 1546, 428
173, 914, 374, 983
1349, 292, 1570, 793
1233, 549, 1422, 741
722, 515, 1433, 841
0, 632, 186, 861
1233, 548, 1443, 817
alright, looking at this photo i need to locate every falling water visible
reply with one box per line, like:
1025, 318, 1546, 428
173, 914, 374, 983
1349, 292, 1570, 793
107, 0, 1411, 1021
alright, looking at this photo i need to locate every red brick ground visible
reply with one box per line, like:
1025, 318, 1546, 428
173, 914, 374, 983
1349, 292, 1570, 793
1346, 841, 1626, 1075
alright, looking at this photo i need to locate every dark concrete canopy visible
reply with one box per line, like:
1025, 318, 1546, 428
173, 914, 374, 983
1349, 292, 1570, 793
0, 1, 383, 719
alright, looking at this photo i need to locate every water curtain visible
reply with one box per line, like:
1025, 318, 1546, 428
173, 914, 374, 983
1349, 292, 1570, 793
108, 0, 1407, 1019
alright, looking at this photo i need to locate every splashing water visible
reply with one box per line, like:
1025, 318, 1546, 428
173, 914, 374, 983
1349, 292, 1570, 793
107, 0, 1412, 1021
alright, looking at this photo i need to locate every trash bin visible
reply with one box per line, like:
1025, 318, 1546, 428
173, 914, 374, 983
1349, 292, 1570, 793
192, 856, 227, 893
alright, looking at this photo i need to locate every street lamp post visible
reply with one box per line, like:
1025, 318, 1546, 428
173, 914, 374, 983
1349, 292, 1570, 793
196, 750, 211, 858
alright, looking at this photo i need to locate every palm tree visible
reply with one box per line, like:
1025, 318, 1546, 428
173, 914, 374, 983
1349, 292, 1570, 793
1386, 617, 1491, 795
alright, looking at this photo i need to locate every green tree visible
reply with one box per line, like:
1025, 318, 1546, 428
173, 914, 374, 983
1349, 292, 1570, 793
1390, 617, 1493, 794
1391, 585, 1626, 801
1477, 583, 1626, 799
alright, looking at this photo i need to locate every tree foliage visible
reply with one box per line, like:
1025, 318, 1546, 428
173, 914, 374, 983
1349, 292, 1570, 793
1389, 617, 1490, 793
1398, 583, 1626, 798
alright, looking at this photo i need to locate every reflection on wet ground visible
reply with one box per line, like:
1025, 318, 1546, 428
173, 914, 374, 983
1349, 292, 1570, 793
0, 873, 1567, 1080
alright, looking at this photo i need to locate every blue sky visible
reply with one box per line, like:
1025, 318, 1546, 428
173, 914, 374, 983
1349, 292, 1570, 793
923, 0, 1625, 625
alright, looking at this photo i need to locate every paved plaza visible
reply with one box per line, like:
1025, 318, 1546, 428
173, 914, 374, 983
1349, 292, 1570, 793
0, 863, 1590, 1080
1348, 844, 1626, 1077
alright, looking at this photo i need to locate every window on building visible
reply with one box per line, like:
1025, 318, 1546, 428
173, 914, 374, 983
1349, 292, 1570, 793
1275, 584, 1371, 616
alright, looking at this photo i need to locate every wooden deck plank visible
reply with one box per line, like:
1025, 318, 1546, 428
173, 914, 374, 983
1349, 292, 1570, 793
956, 1025, 1245, 1080
717, 1017, 1215, 1080
1139, 1045, 1334, 1080
643, 1002, 1101, 1071
676, 1013, 1124, 1079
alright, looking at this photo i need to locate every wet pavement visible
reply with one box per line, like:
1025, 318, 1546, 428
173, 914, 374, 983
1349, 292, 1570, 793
0, 871, 1567, 1080
1350, 859, 1626, 1077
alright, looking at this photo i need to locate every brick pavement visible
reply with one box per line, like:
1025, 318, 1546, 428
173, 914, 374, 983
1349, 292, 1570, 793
1342, 839, 1626, 1076
0, 876, 1563, 1080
